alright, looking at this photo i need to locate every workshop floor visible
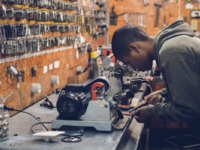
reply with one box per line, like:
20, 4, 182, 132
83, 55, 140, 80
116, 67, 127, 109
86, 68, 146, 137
141, 128, 200, 150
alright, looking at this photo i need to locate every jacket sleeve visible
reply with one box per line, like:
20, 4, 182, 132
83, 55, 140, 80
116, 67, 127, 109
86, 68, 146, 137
146, 56, 200, 123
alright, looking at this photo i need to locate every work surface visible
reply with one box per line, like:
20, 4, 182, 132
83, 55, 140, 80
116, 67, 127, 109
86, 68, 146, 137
0, 84, 146, 150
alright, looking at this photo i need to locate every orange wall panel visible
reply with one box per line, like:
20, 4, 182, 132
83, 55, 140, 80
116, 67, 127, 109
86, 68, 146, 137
109, 0, 195, 42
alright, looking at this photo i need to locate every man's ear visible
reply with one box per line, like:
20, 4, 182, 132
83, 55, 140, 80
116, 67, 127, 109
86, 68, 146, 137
128, 43, 139, 53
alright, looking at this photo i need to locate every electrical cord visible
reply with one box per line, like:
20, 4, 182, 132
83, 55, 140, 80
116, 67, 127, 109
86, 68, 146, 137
31, 122, 83, 143
60, 129, 83, 143
4, 105, 84, 143
58, 88, 65, 99
3, 105, 49, 132
13, 109, 49, 132
31, 121, 83, 143
31, 122, 51, 134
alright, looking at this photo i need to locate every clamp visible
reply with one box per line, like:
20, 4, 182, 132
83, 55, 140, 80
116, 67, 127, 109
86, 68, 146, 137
91, 82, 104, 101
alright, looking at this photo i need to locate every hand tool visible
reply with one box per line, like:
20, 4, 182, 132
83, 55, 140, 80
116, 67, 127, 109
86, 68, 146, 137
41, 11, 49, 21
6, 8, 14, 18
118, 105, 134, 110
124, 13, 128, 23
29, 24, 41, 35
123, 113, 132, 116
0, 5, 6, 18
143, 0, 147, 6
143, 14, 146, 28
146, 0, 150, 5
14, 9, 25, 21
17, 39, 26, 54
138, 14, 140, 26
110, 5, 126, 25
129, 100, 149, 114
25, 9, 34, 20
143, 0, 149, 6
129, 90, 166, 114
131, 13, 133, 25
164, 15, 167, 27
154, 3, 162, 27
49, 11, 57, 21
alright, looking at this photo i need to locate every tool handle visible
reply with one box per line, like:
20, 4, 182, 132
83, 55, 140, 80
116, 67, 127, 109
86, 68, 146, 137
129, 101, 149, 113
118, 105, 129, 108
134, 102, 148, 110
123, 113, 132, 116
155, 7, 160, 27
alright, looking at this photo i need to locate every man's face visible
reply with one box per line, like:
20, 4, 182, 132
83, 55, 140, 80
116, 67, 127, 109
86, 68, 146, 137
120, 48, 153, 71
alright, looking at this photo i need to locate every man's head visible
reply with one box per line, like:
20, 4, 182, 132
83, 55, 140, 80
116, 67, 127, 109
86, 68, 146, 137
112, 25, 154, 71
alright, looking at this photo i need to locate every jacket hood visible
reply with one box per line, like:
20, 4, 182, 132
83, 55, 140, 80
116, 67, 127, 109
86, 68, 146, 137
153, 19, 194, 65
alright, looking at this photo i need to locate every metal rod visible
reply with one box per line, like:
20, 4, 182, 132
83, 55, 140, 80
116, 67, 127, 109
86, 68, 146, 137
106, 0, 109, 44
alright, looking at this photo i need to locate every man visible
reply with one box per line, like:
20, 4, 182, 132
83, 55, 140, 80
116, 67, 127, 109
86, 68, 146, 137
111, 19, 200, 131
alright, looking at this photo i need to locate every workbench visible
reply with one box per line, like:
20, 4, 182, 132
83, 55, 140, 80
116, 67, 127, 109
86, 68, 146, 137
0, 84, 146, 150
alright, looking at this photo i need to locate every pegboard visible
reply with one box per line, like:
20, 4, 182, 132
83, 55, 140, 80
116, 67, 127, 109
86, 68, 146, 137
0, 0, 109, 116
109, 0, 198, 41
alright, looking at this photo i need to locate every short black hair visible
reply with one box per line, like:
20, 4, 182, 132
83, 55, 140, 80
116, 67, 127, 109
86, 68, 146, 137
111, 25, 149, 60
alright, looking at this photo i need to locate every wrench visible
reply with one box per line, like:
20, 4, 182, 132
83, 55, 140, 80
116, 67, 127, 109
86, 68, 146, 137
141, 14, 143, 27
143, 14, 146, 28
127, 13, 129, 24
143, 0, 147, 6
138, 14, 140, 26
143, 0, 150, 6
131, 13, 133, 25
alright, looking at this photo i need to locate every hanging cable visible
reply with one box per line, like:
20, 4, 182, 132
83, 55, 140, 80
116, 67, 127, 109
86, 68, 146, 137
3, 105, 49, 132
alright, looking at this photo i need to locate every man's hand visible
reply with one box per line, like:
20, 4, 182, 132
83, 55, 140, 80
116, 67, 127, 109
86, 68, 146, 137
134, 90, 163, 110
144, 90, 163, 103
134, 106, 151, 123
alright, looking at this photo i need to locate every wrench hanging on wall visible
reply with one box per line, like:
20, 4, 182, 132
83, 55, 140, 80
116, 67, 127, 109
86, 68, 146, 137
143, 14, 146, 28
143, 0, 150, 6
130, 13, 133, 25
124, 13, 128, 24
138, 14, 140, 26
131, 13, 133, 25
110, 5, 126, 26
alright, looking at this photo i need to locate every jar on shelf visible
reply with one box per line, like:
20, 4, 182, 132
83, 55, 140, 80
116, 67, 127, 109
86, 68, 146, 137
0, 104, 9, 142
